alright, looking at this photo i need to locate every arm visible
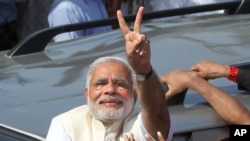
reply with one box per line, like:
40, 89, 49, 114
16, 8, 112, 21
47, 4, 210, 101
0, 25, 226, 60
117, 7, 170, 140
161, 70, 250, 125
189, 60, 250, 91
189, 60, 230, 79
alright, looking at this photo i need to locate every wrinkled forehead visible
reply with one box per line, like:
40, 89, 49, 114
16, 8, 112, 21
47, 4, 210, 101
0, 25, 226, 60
91, 61, 132, 80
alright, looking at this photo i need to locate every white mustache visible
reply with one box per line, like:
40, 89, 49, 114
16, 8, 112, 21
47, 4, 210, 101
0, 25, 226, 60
97, 95, 124, 104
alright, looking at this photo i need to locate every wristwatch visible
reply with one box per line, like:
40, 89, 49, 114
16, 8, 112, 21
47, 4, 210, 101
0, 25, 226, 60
133, 68, 153, 81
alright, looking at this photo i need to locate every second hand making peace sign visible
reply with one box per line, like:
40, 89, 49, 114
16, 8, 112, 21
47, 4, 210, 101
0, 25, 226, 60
117, 7, 151, 74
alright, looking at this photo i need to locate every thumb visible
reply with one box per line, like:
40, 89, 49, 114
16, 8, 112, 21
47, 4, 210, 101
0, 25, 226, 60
165, 89, 174, 101
189, 65, 198, 72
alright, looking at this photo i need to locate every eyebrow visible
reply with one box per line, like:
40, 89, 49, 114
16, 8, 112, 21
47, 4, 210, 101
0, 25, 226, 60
92, 77, 129, 84
113, 78, 129, 84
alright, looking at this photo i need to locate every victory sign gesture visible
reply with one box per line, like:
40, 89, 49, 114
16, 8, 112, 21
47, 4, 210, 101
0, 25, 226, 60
117, 7, 151, 74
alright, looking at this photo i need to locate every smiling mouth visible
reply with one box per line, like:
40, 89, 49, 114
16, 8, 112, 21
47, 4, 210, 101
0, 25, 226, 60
100, 100, 122, 107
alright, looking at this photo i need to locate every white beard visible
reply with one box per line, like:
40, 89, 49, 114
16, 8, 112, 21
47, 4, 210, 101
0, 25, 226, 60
88, 94, 135, 124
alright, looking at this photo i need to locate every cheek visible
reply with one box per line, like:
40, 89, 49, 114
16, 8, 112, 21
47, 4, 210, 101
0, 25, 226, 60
88, 88, 102, 101
117, 89, 133, 100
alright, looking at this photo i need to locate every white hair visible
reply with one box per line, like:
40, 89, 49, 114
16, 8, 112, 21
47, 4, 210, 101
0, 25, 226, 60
85, 56, 134, 88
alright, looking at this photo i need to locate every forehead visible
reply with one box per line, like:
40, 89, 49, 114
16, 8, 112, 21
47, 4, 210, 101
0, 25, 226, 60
91, 61, 131, 78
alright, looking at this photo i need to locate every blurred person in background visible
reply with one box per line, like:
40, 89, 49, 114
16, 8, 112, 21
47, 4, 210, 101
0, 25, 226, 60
0, 0, 19, 50
103, 0, 140, 28
48, 0, 112, 42
48, 0, 140, 43
16, 0, 53, 41
103, 0, 140, 17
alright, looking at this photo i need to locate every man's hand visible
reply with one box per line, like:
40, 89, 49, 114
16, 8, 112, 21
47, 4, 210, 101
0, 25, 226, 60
161, 70, 196, 100
117, 7, 151, 74
189, 60, 230, 79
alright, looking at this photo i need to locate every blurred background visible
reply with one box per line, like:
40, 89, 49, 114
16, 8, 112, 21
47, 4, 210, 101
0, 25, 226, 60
1, 0, 53, 51
0, 0, 144, 51
0, 0, 229, 51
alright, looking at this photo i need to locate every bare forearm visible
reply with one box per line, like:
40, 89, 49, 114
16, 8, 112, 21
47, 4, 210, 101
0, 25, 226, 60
190, 77, 250, 124
137, 71, 165, 111
136, 70, 170, 139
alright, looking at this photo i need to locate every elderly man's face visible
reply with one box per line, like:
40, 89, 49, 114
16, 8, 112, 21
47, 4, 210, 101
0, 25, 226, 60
85, 61, 136, 124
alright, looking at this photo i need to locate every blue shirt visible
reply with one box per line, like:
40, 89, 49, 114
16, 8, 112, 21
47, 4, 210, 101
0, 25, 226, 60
0, 1, 16, 25
48, 0, 112, 42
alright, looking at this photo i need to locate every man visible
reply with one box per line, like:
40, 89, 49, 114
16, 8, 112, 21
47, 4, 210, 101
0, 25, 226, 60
48, 0, 112, 42
45, 7, 172, 140
161, 60, 250, 125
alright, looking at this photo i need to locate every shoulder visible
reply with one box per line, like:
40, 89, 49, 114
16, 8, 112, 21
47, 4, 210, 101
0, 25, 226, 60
56, 105, 89, 121
55, 105, 90, 133
52, 105, 90, 140
50, 0, 84, 13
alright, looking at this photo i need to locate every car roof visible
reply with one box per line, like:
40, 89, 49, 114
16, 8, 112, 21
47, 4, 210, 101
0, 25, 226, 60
1, 1, 250, 140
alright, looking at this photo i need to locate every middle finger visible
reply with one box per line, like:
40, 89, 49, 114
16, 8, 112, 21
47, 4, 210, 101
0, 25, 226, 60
134, 6, 144, 33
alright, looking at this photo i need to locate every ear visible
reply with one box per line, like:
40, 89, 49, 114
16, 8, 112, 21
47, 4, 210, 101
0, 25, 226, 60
84, 87, 89, 104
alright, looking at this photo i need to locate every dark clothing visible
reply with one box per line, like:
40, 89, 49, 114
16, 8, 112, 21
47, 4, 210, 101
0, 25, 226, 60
0, 21, 18, 50
236, 69, 250, 91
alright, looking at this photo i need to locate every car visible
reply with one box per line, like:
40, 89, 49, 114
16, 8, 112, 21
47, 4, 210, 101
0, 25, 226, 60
1, 1, 250, 141
0, 123, 44, 141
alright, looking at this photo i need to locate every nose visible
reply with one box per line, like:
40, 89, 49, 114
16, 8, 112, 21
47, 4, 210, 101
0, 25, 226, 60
104, 82, 116, 95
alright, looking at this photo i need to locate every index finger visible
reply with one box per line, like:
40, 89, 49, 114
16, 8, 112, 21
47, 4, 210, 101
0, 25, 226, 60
134, 6, 144, 33
117, 10, 130, 36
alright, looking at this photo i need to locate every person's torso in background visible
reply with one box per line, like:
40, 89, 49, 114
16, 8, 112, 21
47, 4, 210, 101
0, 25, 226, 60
49, 0, 112, 42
